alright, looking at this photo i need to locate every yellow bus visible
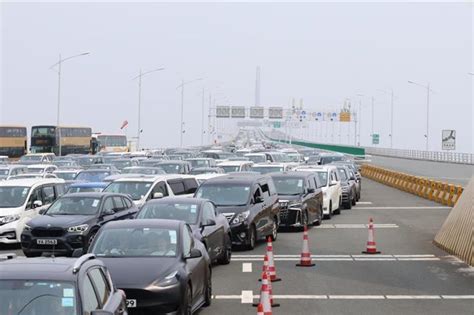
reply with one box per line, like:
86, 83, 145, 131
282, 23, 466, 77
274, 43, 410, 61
92, 134, 128, 153
31, 125, 92, 156
0, 126, 27, 158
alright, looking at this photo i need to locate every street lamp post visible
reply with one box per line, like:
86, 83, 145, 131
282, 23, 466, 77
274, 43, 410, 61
133, 67, 165, 151
378, 89, 395, 148
371, 96, 375, 139
408, 81, 432, 151
49, 52, 90, 156
177, 78, 203, 147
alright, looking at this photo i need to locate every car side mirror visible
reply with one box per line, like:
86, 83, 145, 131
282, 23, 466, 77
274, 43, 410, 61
91, 311, 114, 315
185, 248, 202, 259
102, 209, 115, 216
330, 180, 338, 186
39, 208, 47, 215
307, 188, 315, 194
33, 200, 43, 209
201, 219, 216, 228
72, 248, 84, 257
152, 192, 164, 199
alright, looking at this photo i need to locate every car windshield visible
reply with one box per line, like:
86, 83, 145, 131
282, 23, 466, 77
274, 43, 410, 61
251, 166, 284, 174
0, 280, 77, 315
272, 154, 291, 162
53, 161, 76, 167
19, 155, 42, 162
92, 227, 178, 257
137, 202, 199, 224
188, 160, 209, 167
190, 169, 217, 175
315, 171, 328, 186
67, 186, 104, 193
246, 155, 266, 163
0, 186, 29, 208
111, 160, 132, 169
288, 154, 302, 162
220, 166, 240, 173
337, 168, 348, 181
46, 197, 102, 215
320, 156, 344, 164
195, 184, 250, 206
75, 157, 100, 166
158, 164, 182, 174
54, 172, 77, 180
273, 177, 305, 195
122, 167, 164, 175
104, 182, 152, 200
26, 167, 45, 174
75, 171, 110, 182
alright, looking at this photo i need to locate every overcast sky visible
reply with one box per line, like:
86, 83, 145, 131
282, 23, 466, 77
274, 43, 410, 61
1, 1, 472, 152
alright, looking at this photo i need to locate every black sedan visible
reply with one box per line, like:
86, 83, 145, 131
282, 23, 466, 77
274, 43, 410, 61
89, 219, 212, 315
136, 197, 232, 265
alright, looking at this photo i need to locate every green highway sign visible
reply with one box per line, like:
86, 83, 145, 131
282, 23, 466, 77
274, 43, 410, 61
372, 133, 379, 145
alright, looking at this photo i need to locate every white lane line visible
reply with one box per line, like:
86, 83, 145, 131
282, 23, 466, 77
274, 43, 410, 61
329, 295, 385, 299
386, 295, 441, 299
355, 206, 450, 210
356, 201, 373, 205
214, 295, 474, 300
320, 224, 399, 229
354, 258, 397, 261
242, 263, 252, 273
397, 258, 440, 261
232, 257, 441, 262
241, 290, 254, 304
394, 254, 436, 257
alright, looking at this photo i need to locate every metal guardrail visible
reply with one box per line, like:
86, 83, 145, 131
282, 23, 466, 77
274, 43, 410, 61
365, 147, 474, 165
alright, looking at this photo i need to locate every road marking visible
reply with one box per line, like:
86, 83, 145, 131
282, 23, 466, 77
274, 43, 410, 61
241, 290, 254, 304
220, 294, 474, 301
242, 263, 252, 273
232, 254, 439, 262
354, 206, 450, 210
320, 223, 399, 228
356, 201, 373, 205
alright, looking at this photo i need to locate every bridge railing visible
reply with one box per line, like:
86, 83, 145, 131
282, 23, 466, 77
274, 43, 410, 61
365, 147, 474, 165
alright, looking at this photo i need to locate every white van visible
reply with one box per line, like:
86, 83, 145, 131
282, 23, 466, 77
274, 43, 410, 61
0, 178, 66, 244
103, 174, 199, 208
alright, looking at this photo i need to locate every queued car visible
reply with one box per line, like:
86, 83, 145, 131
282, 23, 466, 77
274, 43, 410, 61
21, 192, 138, 257
88, 219, 212, 314
334, 165, 357, 209
53, 169, 81, 181
122, 166, 166, 175
156, 160, 192, 174
0, 178, 66, 244
269, 171, 323, 228
136, 197, 232, 265
74, 155, 105, 167
0, 165, 28, 180
75, 169, 120, 182
26, 164, 58, 174
190, 167, 225, 175
111, 158, 140, 171
18, 153, 55, 165
295, 165, 342, 218
186, 158, 217, 169
195, 174, 280, 249
250, 162, 296, 174
217, 161, 254, 173
0, 253, 127, 315
244, 153, 268, 164
319, 153, 345, 165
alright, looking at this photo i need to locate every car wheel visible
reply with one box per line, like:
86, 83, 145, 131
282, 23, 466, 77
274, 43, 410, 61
351, 193, 356, 206
218, 234, 232, 265
346, 197, 352, 209
324, 201, 332, 220
204, 268, 212, 306
314, 207, 322, 226
246, 225, 257, 250
334, 198, 341, 215
269, 217, 278, 241
181, 283, 193, 315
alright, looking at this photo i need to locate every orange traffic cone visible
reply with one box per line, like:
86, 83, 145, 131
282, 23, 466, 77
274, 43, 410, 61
362, 218, 381, 254
254, 268, 280, 307
260, 272, 273, 315
266, 236, 281, 282
257, 303, 264, 315
258, 255, 269, 281
296, 225, 315, 267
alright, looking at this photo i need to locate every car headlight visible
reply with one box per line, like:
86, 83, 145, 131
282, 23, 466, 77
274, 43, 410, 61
67, 224, 89, 233
0, 214, 20, 225
341, 185, 350, 192
24, 224, 32, 231
288, 202, 302, 209
231, 210, 250, 225
155, 270, 179, 287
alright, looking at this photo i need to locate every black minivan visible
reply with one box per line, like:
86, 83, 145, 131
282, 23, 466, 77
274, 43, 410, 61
195, 174, 280, 250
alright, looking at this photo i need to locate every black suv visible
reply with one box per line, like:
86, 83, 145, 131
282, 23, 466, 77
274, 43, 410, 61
333, 165, 357, 209
21, 192, 138, 257
0, 253, 127, 315
195, 174, 280, 250
269, 171, 323, 228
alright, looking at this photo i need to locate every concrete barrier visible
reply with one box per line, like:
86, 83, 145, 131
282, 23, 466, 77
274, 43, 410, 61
434, 177, 473, 266
360, 164, 464, 207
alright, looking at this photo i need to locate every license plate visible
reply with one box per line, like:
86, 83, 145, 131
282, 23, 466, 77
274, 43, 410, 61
126, 299, 137, 308
36, 239, 57, 245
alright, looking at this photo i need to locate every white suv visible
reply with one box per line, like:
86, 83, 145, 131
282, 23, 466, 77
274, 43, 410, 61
295, 165, 342, 218
0, 178, 66, 244
103, 174, 199, 208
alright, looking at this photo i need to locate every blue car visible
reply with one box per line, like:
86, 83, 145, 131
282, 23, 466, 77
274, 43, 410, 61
67, 182, 108, 193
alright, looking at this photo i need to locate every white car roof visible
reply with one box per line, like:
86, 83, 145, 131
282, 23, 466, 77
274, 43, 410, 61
111, 174, 197, 183
244, 153, 266, 157
0, 178, 65, 187
217, 161, 254, 166
295, 165, 336, 171
252, 163, 290, 168
195, 173, 225, 181
27, 164, 56, 168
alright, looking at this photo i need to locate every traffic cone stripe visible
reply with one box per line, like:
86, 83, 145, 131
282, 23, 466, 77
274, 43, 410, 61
362, 217, 381, 254
296, 225, 316, 267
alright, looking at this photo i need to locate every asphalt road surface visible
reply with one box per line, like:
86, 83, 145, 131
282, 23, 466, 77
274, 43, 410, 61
1, 179, 473, 315
369, 155, 474, 186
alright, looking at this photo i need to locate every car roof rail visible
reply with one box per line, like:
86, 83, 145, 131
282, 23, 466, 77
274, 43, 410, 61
72, 254, 96, 274
0, 253, 17, 261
